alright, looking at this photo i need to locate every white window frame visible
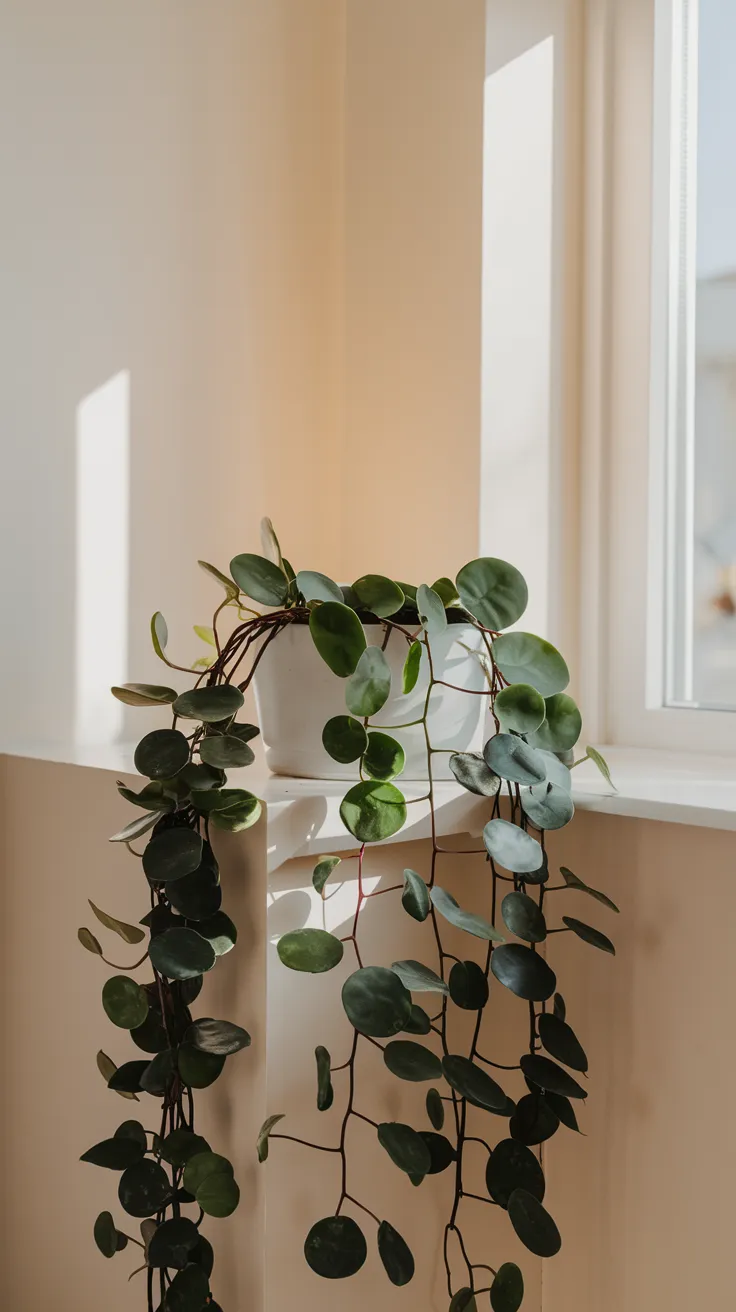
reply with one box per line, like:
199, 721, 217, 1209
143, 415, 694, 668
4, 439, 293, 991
579, 0, 736, 752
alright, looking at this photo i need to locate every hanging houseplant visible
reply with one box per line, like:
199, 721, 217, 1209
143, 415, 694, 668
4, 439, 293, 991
80, 518, 614, 1312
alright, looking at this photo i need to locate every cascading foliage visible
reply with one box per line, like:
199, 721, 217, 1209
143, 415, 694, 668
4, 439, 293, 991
79, 518, 615, 1311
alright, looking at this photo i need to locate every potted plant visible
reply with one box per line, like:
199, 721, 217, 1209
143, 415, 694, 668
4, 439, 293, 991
79, 518, 614, 1312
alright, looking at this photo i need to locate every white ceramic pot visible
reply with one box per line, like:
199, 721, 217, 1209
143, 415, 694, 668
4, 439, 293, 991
252, 621, 490, 780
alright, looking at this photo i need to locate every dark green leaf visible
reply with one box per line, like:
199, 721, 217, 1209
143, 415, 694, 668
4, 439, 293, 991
391, 958, 448, 994
491, 1262, 524, 1312
102, 976, 149, 1030
114, 1120, 147, 1148
296, 570, 344, 604
111, 683, 178, 708
304, 1215, 367, 1279
134, 729, 190, 780
342, 966, 412, 1037
316, 1045, 333, 1111
486, 1138, 546, 1207
161, 1129, 211, 1166
182, 1152, 233, 1195
277, 928, 344, 973
521, 1055, 588, 1099
545, 1091, 580, 1131
363, 731, 405, 781
199, 733, 255, 768
529, 693, 582, 752
507, 1188, 561, 1257
402, 640, 422, 693
442, 1055, 508, 1111
448, 752, 501, 798
383, 1040, 443, 1082
256, 1115, 284, 1163
118, 1159, 171, 1217
377, 1219, 415, 1286
322, 716, 368, 764
179, 762, 225, 792
173, 684, 244, 723
426, 1087, 445, 1130
166, 865, 222, 921
187, 1018, 250, 1056
109, 810, 162, 844
196, 1169, 240, 1218
148, 1218, 200, 1270
81, 1136, 145, 1170
431, 577, 459, 606
502, 892, 547, 944
230, 552, 287, 606
93, 1211, 118, 1259
430, 886, 504, 941
510, 1094, 560, 1145
164, 1262, 210, 1312
139, 1050, 175, 1096
340, 781, 407, 843
491, 944, 556, 1001
419, 1131, 456, 1174
403, 1004, 431, 1035
89, 900, 145, 946
149, 928, 216, 980
142, 828, 203, 884
562, 916, 615, 954
538, 1013, 587, 1072
313, 855, 342, 897
207, 789, 261, 832
352, 575, 404, 618
448, 960, 489, 1010
309, 602, 367, 677
484, 735, 547, 786
197, 911, 237, 956
483, 819, 543, 874
401, 868, 430, 922
449, 1288, 477, 1311
189, 1234, 215, 1278
553, 992, 566, 1021
495, 683, 546, 735
521, 782, 575, 831
560, 866, 619, 913
455, 558, 528, 630
377, 1122, 432, 1175
491, 632, 570, 697
107, 1060, 149, 1094
178, 1044, 226, 1088
417, 584, 447, 636
345, 646, 391, 717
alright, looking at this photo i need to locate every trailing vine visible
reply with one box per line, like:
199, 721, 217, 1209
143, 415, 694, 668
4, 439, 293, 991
79, 519, 615, 1311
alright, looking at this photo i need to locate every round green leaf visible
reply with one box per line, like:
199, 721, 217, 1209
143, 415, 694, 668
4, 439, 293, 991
419, 1131, 456, 1174
520, 1054, 587, 1099
148, 1217, 200, 1270
495, 683, 546, 735
502, 892, 547, 944
187, 1018, 250, 1056
363, 731, 405, 781
377, 1122, 432, 1175
340, 781, 407, 843
134, 729, 190, 780
304, 1215, 367, 1279
296, 570, 344, 604
491, 1263, 524, 1312
277, 928, 344, 973
342, 966, 412, 1037
208, 789, 262, 833
322, 716, 368, 764
402, 640, 423, 694
106, 1059, 148, 1095
142, 828, 203, 884
256, 1115, 284, 1163
401, 868, 430, 922
403, 1004, 431, 1034
166, 866, 222, 921
560, 866, 619, 913
426, 1087, 444, 1130
430, 886, 504, 942
197, 911, 237, 956
316, 1045, 333, 1111
562, 916, 615, 954
111, 683, 178, 708
345, 646, 391, 717
173, 684, 244, 723
521, 782, 575, 831
417, 584, 448, 636
139, 1050, 175, 1096
94, 1211, 118, 1259
118, 1159, 171, 1217
486, 1138, 546, 1208
432, 576, 459, 606
182, 1151, 233, 1195
161, 1129, 211, 1166
483, 819, 543, 874
491, 632, 570, 697
529, 693, 582, 752
442, 1055, 507, 1111
352, 575, 405, 617
313, 855, 342, 897
164, 1262, 210, 1311
450, 1289, 477, 1312
448, 751, 501, 798
149, 928, 216, 980
507, 1188, 561, 1257
196, 1171, 240, 1218
81, 1136, 145, 1170
484, 735, 547, 786
384, 1040, 443, 1082
510, 1093, 560, 1145
130, 1008, 168, 1054
309, 602, 367, 677
391, 958, 448, 994
115, 1120, 147, 1148
448, 960, 489, 1010
199, 733, 255, 768
491, 944, 556, 1001
456, 557, 528, 629
177, 1043, 226, 1089
230, 552, 288, 606
377, 1220, 415, 1286
102, 976, 149, 1030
